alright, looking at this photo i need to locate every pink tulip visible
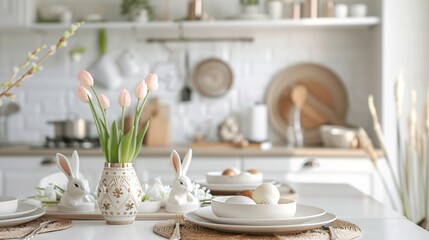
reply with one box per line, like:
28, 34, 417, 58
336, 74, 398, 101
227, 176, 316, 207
145, 73, 158, 92
134, 80, 148, 99
118, 89, 131, 108
77, 70, 94, 88
98, 94, 110, 110
77, 85, 92, 103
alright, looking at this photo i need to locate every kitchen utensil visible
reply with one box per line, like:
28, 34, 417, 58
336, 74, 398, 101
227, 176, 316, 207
291, 85, 307, 147
184, 211, 337, 234
143, 99, 171, 146
195, 205, 325, 226
334, 4, 348, 18
206, 171, 263, 185
25, 220, 57, 240
0, 196, 18, 214
192, 58, 233, 98
265, 63, 348, 146
0, 203, 37, 220
91, 29, 122, 89
169, 215, 185, 240
0, 208, 45, 227
212, 196, 296, 219
320, 125, 358, 148
322, 222, 340, 240
48, 118, 92, 139
180, 50, 192, 102
350, 4, 367, 17
116, 49, 140, 76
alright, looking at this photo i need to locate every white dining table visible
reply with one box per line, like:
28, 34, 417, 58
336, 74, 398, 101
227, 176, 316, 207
36, 183, 429, 240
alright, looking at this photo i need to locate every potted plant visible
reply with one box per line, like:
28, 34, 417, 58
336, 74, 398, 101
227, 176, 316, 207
76, 71, 158, 224
121, 0, 154, 22
240, 0, 260, 15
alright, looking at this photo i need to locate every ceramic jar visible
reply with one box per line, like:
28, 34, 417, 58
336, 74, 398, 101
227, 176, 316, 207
97, 163, 143, 225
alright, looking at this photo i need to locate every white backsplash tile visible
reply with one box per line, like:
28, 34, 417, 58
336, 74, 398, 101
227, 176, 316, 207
0, 27, 377, 144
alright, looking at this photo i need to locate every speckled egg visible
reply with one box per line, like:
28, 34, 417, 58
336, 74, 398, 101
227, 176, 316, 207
252, 183, 280, 204
225, 196, 256, 205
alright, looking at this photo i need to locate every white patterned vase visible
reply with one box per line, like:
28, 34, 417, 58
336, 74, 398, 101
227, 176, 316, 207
97, 163, 143, 225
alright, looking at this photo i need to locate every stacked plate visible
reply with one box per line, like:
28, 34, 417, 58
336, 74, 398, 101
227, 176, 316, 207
185, 196, 336, 234
0, 196, 45, 227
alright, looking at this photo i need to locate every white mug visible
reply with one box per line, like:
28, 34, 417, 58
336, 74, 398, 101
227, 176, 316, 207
350, 4, 367, 17
334, 4, 348, 18
267, 0, 283, 20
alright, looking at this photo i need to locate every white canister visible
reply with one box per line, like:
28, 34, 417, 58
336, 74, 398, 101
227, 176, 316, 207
248, 103, 268, 142
334, 4, 348, 18
267, 0, 283, 20
350, 4, 367, 17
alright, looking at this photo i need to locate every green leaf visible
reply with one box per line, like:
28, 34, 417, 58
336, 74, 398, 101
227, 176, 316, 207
132, 117, 151, 160
109, 121, 120, 163
118, 126, 135, 163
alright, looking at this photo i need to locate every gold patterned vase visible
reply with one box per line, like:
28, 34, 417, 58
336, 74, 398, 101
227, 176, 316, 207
97, 163, 143, 225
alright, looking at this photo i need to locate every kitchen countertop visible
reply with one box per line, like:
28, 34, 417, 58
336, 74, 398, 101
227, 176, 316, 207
35, 183, 428, 240
0, 145, 382, 158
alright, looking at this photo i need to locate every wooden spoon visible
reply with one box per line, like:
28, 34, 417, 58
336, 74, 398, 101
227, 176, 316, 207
291, 85, 308, 110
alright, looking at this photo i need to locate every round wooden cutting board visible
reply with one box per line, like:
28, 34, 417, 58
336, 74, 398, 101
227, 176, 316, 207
265, 63, 348, 145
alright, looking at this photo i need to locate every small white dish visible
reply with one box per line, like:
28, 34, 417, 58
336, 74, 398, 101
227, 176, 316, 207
185, 211, 337, 234
195, 179, 279, 192
138, 201, 162, 213
0, 203, 37, 220
0, 208, 45, 227
196, 205, 325, 225
206, 171, 263, 185
0, 196, 18, 214
212, 196, 296, 219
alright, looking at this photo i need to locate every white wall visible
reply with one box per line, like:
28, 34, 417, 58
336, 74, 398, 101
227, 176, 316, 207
0, 0, 380, 145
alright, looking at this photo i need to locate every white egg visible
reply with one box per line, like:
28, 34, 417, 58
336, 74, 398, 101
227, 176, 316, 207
260, 199, 277, 205
240, 172, 252, 176
252, 183, 280, 204
230, 167, 241, 175
225, 196, 256, 205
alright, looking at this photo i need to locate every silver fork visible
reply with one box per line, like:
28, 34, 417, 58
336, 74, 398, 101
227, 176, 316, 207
24, 220, 57, 240
169, 215, 185, 240
322, 222, 340, 240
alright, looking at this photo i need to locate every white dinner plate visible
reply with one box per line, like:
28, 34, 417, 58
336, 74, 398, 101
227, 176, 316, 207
185, 211, 336, 234
0, 208, 45, 227
0, 203, 38, 220
195, 204, 326, 226
196, 179, 279, 191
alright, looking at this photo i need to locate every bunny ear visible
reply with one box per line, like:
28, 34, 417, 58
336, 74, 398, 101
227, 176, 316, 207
56, 153, 74, 179
170, 150, 182, 176
181, 149, 192, 176
71, 150, 80, 178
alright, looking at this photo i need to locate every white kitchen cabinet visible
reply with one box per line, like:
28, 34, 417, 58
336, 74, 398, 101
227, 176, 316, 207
0, 155, 104, 198
243, 156, 379, 201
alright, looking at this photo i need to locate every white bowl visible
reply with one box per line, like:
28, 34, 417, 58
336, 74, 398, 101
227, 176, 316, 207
206, 171, 263, 184
0, 196, 18, 214
211, 196, 296, 219
320, 125, 357, 148
138, 201, 162, 213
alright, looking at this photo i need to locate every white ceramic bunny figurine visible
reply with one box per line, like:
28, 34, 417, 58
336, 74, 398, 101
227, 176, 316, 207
165, 149, 200, 213
56, 151, 95, 212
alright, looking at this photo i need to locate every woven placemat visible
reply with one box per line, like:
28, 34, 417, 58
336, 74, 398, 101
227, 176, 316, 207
153, 219, 362, 240
0, 217, 72, 239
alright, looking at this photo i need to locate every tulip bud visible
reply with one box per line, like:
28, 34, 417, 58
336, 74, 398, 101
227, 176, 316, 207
98, 94, 110, 110
145, 73, 158, 92
77, 70, 94, 88
77, 85, 92, 103
118, 89, 131, 108
134, 80, 148, 99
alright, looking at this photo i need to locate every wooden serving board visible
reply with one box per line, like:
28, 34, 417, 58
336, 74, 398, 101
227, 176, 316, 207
45, 205, 176, 221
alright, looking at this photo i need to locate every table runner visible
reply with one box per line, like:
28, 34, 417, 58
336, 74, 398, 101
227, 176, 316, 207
153, 219, 362, 240
0, 217, 71, 239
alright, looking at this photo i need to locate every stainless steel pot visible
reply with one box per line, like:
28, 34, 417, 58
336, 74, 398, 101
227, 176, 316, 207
48, 119, 92, 139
